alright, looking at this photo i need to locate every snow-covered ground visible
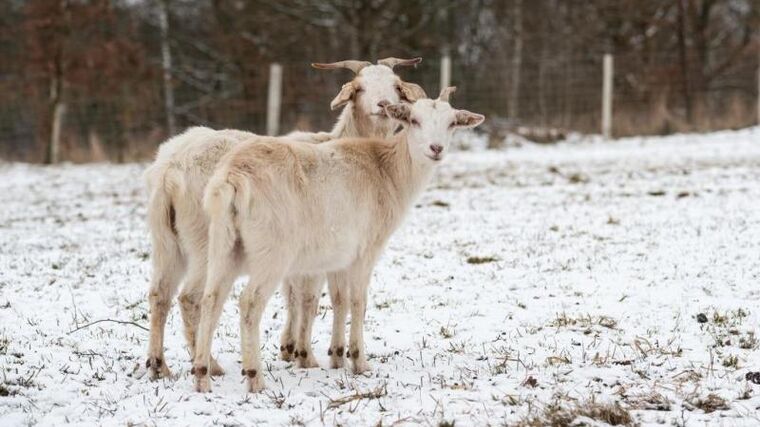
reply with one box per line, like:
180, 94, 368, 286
1, 128, 760, 426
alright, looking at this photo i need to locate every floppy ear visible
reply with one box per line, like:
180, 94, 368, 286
398, 81, 427, 102
454, 110, 485, 128
330, 82, 356, 110
382, 103, 411, 123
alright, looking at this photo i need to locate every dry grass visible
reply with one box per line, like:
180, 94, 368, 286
612, 94, 755, 138
686, 393, 729, 414
466, 255, 499, 265
550, 312, 618, 330
326, 384, 387, 410
625, 390, 671, 411
516, 397, 635, 426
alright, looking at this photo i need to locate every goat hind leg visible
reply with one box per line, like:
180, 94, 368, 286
146, 244, 185, 380
178, 263, 225, 376
192, 260, 239, 393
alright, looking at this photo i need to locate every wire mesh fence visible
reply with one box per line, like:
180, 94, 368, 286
1, 17, 758, 163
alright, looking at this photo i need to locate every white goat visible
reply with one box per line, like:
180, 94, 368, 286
193, 87, 484, 392
144, 58, 426, 379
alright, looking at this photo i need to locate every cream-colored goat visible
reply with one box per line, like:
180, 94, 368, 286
193, 88, 484, 392
144, 58, 426, 379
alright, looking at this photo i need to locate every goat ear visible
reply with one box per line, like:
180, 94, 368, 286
330, 82, 356, 110
454, 110, 485, 129
398, 82, 427, 102
383, 103, 411, 123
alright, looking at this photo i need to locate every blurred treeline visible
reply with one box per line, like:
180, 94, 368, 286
0, 0, 758, 162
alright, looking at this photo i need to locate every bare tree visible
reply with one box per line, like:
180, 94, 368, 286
508, 0, 523, 119
159, 0, 176, 136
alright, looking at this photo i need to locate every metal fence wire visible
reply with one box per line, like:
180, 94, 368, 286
1, 10, 758, 163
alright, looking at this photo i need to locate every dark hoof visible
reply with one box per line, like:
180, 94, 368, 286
146, 357, 163, 368
241, 368, 257, 378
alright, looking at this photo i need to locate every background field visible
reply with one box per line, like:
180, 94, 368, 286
2, 128, 760, 426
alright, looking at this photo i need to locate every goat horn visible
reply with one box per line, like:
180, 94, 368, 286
377, 57, 422, 70
311, 60, 372, 74
437, 86, 457, 102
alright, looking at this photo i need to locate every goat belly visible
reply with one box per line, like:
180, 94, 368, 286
292, 228, 361, 274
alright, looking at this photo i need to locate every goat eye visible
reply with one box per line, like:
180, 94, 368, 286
410, 119, 419, 126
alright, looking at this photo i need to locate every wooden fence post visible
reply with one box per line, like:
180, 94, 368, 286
602, 53, 614, 139
440, 53, 451, 93
267, 63, 283, 136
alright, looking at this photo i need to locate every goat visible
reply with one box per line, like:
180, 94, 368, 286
192, 87, 484, 392
144, 58, 426, 380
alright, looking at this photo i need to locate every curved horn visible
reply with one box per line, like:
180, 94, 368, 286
437, 86, 457, 102
377, 57, 422, 70
311, 60, 371, 74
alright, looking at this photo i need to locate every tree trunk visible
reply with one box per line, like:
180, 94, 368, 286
538, 14, 548, 127
676, 0, 692, 123
46, 58, 65, 164
687, 0, 715, 128
508, 0, 523, 119
160, 0, 176, 136
48, 98, 65, 164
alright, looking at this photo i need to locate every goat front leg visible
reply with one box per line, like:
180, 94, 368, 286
294, 274, 323, 369
346, 262, 374, 374
326, 272, 349, 369
278, 279, 299, 362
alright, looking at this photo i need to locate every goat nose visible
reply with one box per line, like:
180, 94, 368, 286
377, 100, 391, 108
430, 144, 443, 155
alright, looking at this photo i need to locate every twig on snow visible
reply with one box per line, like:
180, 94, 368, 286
67, 319, 149, 334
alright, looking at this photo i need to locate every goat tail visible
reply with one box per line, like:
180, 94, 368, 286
203, 173, 240, 265
146, 168, 184, 272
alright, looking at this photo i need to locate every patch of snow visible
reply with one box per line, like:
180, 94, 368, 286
1, 128, 760, 425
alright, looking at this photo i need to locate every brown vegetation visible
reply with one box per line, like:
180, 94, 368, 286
1, 1, 758, 162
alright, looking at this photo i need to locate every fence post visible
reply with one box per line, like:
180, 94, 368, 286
440, 53, 451, 93
267, 63, 283, 136
602, 53, 614, 139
